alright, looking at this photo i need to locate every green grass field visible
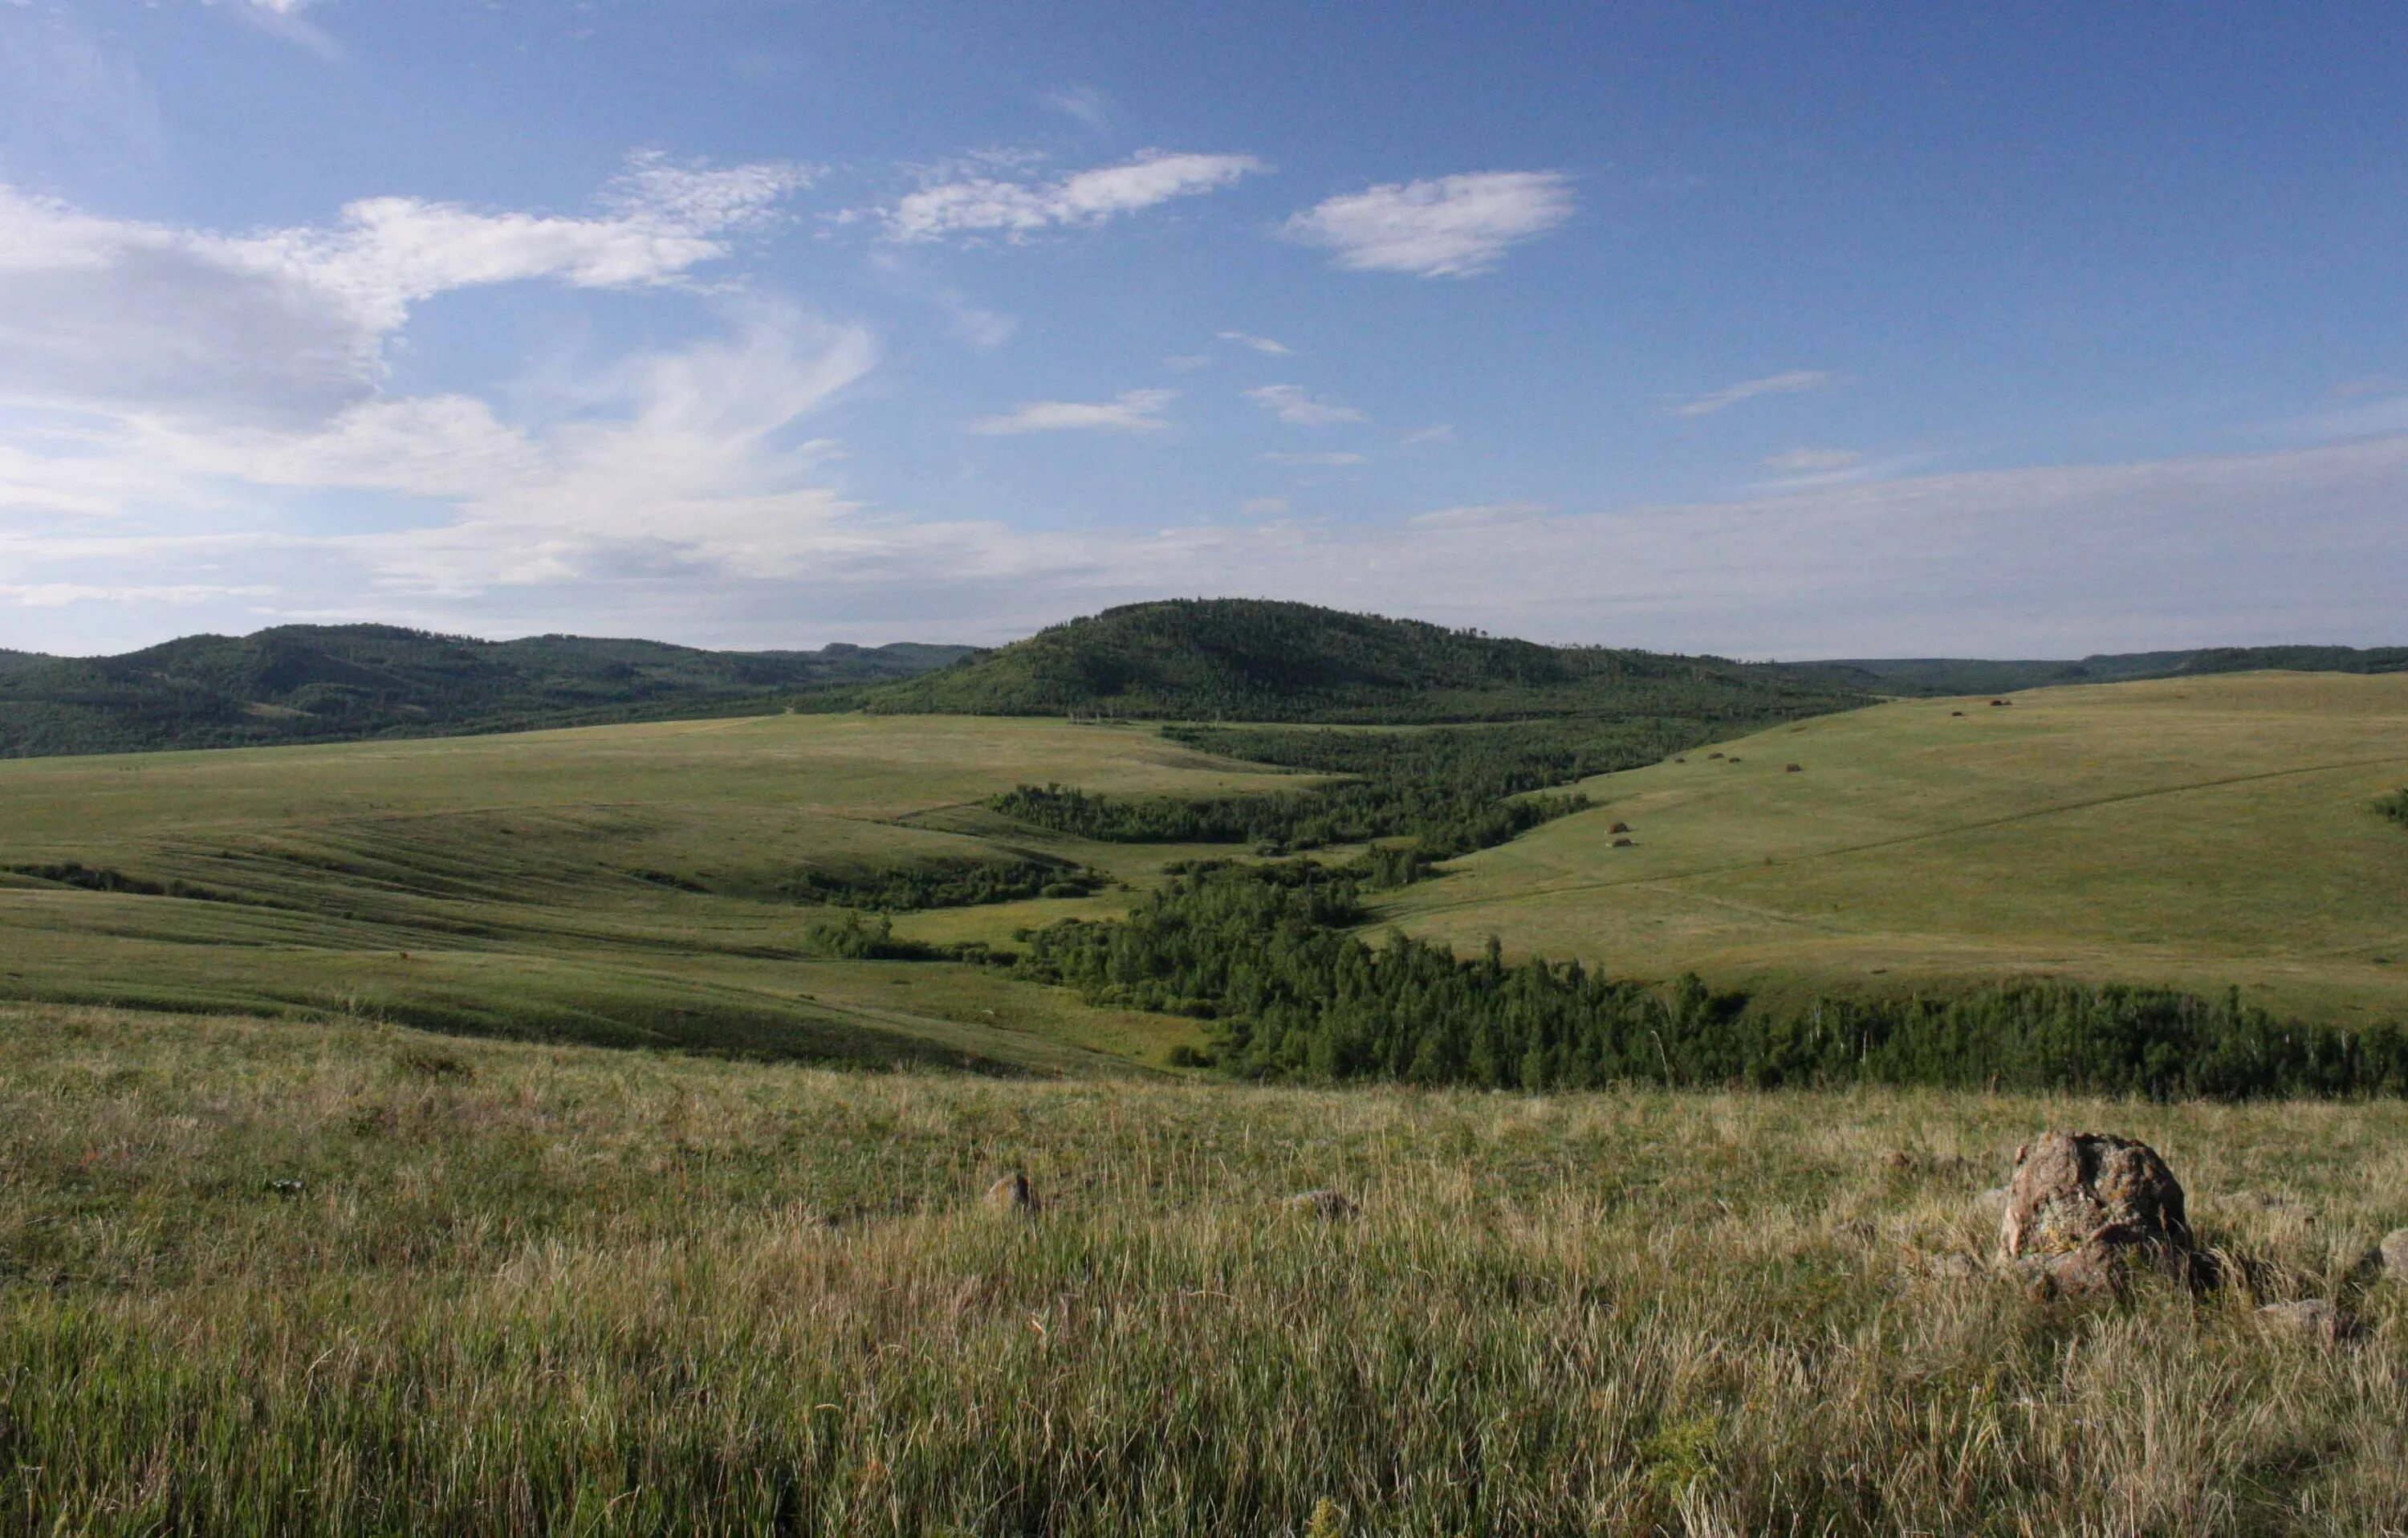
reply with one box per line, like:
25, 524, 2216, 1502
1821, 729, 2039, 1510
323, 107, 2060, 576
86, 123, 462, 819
5, 1003, 2406, 1534
0, 713, 1313, 1072
7, 677, 2408, 1529
1385, 672, 2408, 1024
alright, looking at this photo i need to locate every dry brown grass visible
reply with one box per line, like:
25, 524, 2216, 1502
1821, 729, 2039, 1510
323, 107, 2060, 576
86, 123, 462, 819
4, 1003, 2407, 1534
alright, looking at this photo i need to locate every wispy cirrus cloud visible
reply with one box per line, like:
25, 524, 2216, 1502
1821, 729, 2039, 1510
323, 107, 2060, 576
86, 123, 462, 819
1283, 171, 1572, 278
1670, 369, 1837, 418
1763, 447, 1861, 474
1248, 384, 1364, 425
1406, 501, 1549, 529
967, 389, 1176, 435
1262, 450, 1367, 466
1217, 330, 1291, 355
1040, 85, 1115, 134
884, 151, 1263, 244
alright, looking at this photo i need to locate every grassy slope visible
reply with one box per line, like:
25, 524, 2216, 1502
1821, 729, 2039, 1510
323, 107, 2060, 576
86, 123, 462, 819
6, 1003, 2406, 1534
1385, 671, 2408, 1023
0, 713, 1314, 1070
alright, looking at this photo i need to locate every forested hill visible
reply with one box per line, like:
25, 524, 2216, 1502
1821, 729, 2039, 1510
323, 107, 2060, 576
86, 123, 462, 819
852, 599, 1868, 723
0, 626, 974, 757
1788, 645, 2408, 697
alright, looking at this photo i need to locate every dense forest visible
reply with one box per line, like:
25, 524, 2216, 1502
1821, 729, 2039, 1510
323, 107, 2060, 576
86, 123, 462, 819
852, 599, 1869, 723
0, 627, 973, 757
1007, 861, 2408, 1098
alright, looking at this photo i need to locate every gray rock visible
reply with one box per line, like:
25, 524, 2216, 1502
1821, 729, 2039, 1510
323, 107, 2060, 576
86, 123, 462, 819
2257, 1299, 2357, 1343
2378, 1228, 2408, 1277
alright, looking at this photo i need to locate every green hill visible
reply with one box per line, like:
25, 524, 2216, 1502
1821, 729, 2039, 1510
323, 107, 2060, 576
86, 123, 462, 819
0, 625, 974, 757
858, 598, 1865, 722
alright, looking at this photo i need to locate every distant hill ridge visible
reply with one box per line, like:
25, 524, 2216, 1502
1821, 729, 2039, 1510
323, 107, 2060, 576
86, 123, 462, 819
1789, 645, 2408, 697
848, 599, 1862, 723
0, 625, 974, 757
8, 602, 2400, 758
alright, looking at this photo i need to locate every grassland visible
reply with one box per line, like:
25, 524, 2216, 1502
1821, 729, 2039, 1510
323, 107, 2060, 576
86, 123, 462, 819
1386, 672, 2408, 1025
5, 1002, 2406, 1534
0, 713, 1312, 1071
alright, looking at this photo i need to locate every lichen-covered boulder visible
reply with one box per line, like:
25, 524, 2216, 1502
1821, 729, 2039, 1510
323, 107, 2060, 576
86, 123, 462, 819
2001, 1131, 2190, 1259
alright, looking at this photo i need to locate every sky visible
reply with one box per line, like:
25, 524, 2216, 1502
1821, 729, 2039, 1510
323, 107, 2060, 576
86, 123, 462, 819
0, 2, 2403, 659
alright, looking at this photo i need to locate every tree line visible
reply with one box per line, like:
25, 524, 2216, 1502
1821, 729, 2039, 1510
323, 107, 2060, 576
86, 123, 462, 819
982, 715, 1792, 861
1007, 861, 2408, 1099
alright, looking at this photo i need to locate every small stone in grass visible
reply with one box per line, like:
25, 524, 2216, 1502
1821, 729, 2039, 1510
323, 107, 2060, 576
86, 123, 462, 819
2257, 1299, 2357, 1343
983, 1171, 1038, 1215
2375, 1227, 2408, 1278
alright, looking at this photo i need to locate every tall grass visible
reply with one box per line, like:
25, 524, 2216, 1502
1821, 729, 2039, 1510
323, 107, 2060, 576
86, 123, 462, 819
4, 1004, 2406, 1534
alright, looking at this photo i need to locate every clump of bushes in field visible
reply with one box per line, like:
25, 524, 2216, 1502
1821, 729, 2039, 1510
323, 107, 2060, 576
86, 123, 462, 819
786, 856, 1104, 911
800, 909, 1008, 966
1012, 861, 2408, 1099
2379, 788, 2408, 829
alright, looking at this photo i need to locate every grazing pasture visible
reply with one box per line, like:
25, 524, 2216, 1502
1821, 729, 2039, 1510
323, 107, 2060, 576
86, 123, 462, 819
0, 713, 1309, 1069
1385, 672, 2408, 1024
4, 1003, 2406, 1535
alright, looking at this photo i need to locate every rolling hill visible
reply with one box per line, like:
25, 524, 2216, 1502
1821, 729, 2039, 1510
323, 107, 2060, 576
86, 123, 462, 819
854, 598, 1868, 722
0, 625, 974, 757
0, 711, 1319, 1068
1382, 669, 2408, 1023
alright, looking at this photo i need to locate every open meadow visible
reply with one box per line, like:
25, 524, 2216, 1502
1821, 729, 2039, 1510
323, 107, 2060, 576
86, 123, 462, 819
5, 1003, 2407, 1535
0, 713, 1308, 1072
1388, 672, 2408, 1024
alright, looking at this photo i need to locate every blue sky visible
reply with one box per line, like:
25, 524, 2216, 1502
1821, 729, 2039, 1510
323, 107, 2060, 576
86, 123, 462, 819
0, 1, 2402, 657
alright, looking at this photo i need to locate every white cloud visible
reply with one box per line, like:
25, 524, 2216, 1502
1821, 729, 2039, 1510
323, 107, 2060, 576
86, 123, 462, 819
1042, 86, 1115, 134
1671, 370, 1837, 418
1164, 353, 1212, 372
967, 389, 1175, 435
1407, 501, 1548, 530
1248, 384, 1365, 426
1401, 423, 1457, 446
0, 581, 273, 608
14, 422, 2408, 661
1241, 497, 1289, 516
1262, 450, 1367, 466
1763, 447, 1861, 473
1217, 330, 1291, 355
0, 155, 809, 425
884, 151, 1263, 243
1283, 171, 1572, 278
